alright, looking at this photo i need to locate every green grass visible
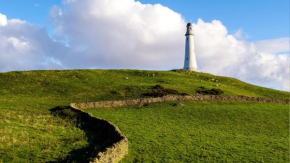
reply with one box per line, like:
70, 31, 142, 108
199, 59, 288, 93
0, 97, 88, 162
87, 100, 289, 162
0, 69, 288, 162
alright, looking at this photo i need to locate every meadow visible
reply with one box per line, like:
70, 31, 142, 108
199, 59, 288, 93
87, 100, 289, 162
0, 69, 288, 162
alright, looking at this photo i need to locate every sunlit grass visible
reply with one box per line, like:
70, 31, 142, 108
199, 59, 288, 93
0, 69, 288, 162
88, 100, 289, 163
0, 105, 88, 162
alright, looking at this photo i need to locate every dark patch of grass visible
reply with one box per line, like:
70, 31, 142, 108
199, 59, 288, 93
153, 84, 164, 90
196, 87, 224, 95
179, 92, 190, 96
143, 84, 190, 97
171, 69, 191, 74
143, 85, 180, 97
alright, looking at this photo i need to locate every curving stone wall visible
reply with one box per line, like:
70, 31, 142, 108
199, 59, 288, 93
71, 95, 289, 109
69, 104, 128, 163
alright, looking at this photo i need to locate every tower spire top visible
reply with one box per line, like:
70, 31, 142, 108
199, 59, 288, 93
185, 23, 194, 36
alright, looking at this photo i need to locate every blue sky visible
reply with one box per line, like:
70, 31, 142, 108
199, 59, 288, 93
0, 0, 289, 91
0, 0, 289, 41
141, 0, 290, 41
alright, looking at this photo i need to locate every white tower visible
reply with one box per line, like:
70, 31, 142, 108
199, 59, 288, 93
184, 23, 198, 71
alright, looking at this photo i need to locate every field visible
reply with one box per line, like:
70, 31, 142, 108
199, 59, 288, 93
87, 100, 289, 162
0, 69, 288, 162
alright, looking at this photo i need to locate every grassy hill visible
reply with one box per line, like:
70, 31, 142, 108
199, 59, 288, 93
0, 69, 288, 162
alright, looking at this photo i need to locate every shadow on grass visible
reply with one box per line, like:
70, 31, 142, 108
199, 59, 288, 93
49, 106, 122, 163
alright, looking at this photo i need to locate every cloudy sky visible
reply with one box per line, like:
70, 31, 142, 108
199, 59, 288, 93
0, 0, 289, 91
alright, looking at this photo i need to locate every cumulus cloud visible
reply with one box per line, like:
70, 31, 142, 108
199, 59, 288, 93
0, 14, 66, 72
239, 39, 289, 90
0, 13, 7, 26
192, 19, 249, 75
0, 0, 288, 91
50, 0, 185, 69
191, 19, 289, 90
255, 38, 289, 54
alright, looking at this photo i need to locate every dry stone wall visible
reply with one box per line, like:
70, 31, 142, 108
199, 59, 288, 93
69, 104, 128, 163
71, 95, 289, 109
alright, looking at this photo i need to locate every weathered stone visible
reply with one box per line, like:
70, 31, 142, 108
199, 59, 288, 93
69, 104, 128, 163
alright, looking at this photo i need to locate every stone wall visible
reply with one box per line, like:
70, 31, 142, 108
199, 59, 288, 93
69, 104, 128, 163
71, 95, 289, 109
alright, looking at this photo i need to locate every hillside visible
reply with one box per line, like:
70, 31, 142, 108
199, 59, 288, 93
0, 69, 288, 162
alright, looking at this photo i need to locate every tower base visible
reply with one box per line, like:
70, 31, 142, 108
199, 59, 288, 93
184, 67, 198, 72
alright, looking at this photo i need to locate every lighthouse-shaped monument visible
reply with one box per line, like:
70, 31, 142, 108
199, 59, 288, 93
184, 23, 198, 71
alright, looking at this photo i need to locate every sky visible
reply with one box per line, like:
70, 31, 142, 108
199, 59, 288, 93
0, 0, 289, 91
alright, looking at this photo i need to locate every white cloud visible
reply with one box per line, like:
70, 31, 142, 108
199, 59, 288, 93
191, 19, 289, 90
192, 19, 249, 76
255, 38, 289, 54
234, 29, 243, 39
0, 13, 7, 26
0, 14, 66, 72
50, 0, 186, 69
233, 28, 249, 40
238, 40, 289, 91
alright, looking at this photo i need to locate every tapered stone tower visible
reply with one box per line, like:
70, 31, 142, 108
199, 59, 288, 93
184, 23, 198, 71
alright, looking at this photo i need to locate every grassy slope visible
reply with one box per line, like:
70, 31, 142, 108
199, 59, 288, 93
0, 69, 288, 162
87, 101, 289, 162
